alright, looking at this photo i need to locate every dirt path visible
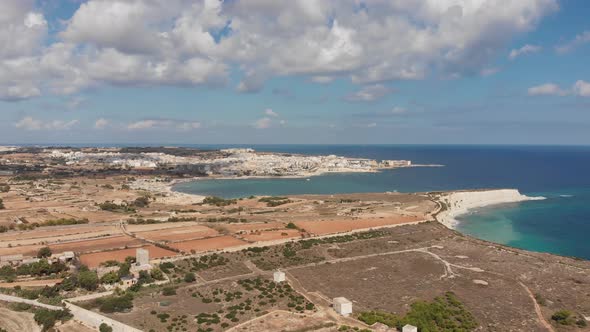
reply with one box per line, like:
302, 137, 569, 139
519, 282, 556, 332
0, 307, 40, 332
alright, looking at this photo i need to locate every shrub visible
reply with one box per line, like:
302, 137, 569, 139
37, 247, 52, 258
99, 323, 113, 332
43, 218, 89, 226
358, 292, 477, 331
151, 268, 165, 280
551, 310, 574, 325
162, 287, 177, 296
98, 293, 134, 313
100, 271, 120, 284
184, 272, 196, 283
286, 222, 298, 229
202, 196, 237, 206
0, 198, 4, 210
132, 196, 151, 208
33, 308, 72, 331
78, 270, 99, 291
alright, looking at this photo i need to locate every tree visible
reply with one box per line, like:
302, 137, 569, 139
78, 270, 99, 291
59, 276, 78, 291
137, 270, 153, 285
184, 272, 196, 283
118, 262, 131, 278
0, 265, 16, 281
150, 268, 165, 280
99, 293, 134, 313
100, 271, 120, 285
33, 308, 72, 331
99, 323, 113, 332
132, 196, 150, 208
37, 247, 52, 258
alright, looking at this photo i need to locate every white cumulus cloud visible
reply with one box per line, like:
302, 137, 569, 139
15, 116, 78, 130
527, 83, 568, 96
345, 84, 394, 102
573, 80, 590, 97
509, 44, 542, 60
265, 109, 278, 117
254, 117, 272, 129
94, 118, 109, 129
555, 31, 590, 54
0, 0, 560, 101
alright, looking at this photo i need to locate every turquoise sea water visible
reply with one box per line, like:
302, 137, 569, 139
173, 145, 590, 259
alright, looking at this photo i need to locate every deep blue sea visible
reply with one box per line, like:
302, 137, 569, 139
172, 145, 590, 260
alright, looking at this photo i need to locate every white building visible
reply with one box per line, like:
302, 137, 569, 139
402, 324, 418, 332
273, 271, 286, 283
136, 248, 149, 265
333, 297, 353, 316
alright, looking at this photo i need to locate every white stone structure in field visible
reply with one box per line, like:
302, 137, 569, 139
136, 248, 149, 265
333, 297, 352, 316
402, 324, 418, 332
273, 271, 286, 283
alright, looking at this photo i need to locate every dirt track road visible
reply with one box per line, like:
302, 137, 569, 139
0, 307, 40, 332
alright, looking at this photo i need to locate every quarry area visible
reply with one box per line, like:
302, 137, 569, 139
0, 148, 588, 332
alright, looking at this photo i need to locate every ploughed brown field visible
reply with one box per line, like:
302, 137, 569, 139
294, 215, 423, 235
0, 225, 117, 242
168, 235, 247, 253
241, 229, 302, 242
49, 235, 142, 254
222, 221, 286, 233
79, 245, 178, 268
133, 225, 219, 242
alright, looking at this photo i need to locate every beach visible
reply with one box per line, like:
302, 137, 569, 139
436, 189, 546, 229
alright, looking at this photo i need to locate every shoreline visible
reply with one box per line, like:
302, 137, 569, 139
436, 189, 546, 229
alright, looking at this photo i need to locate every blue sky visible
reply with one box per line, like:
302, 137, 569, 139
0, 0, 589, 145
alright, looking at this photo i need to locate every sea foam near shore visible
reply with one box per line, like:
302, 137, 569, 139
437, 189, 546, 229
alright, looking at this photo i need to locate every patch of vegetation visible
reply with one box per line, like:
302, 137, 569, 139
132, 196, 151, 208
33, 308, 72, 331
202, 196, 237, 207
184, 272, 197, 283
259, 196, 293, 207
78, 269, 99, 291
96, 292, 134, 313
0, 198, 4, 210
0, 183, 9, 192
43, 218, 89, 226
205, 217, 247, 223
98, 201, 136, 213
162, 286, 177, 296
0, 259, 68, 282
37, 246, 52, 258
358, 292, 478, 331
551, 310, 581, 326
339, 199, 359, 203
99, 323, 114, 332
299, 230, 386, 249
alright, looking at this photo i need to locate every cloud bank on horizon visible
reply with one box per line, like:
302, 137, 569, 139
1, 0, 589, 144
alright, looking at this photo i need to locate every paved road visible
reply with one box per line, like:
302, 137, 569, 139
0, 293, 62, 310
